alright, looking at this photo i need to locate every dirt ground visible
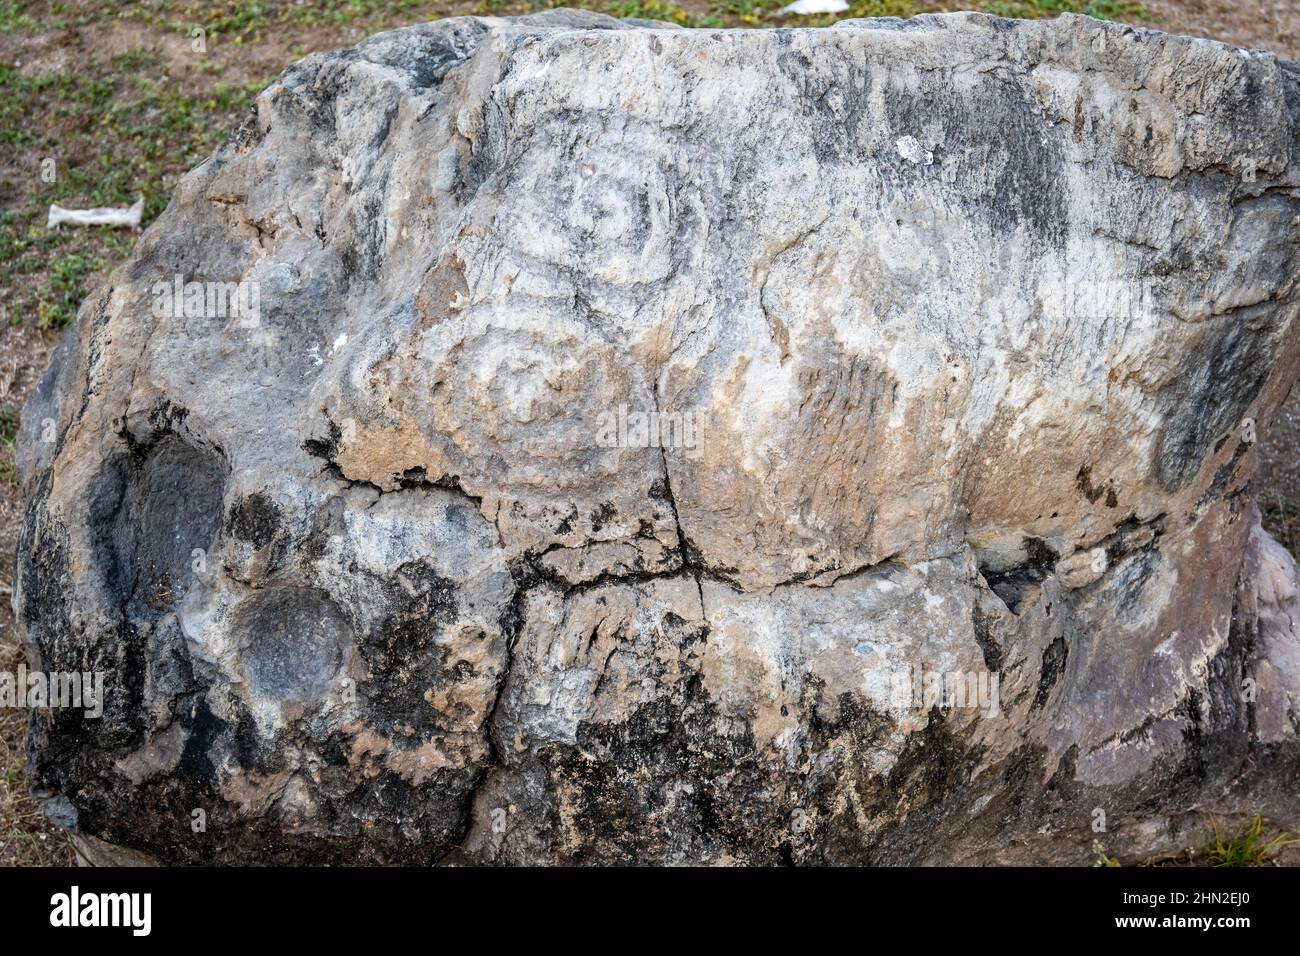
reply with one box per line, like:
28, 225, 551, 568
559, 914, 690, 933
1, 0, 1297, 867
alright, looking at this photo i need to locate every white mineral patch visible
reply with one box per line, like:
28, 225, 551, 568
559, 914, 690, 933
895, 134, 934, 165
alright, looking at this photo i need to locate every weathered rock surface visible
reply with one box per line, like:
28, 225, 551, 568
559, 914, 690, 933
14, 9, 1300, 864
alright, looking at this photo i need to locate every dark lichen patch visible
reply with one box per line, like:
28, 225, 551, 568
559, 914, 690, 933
301, 495, 346, 563
972, 605, 1004, 672
1076, 464, 1118, 507
590, 501, 617, 533
176, 697, 230, 788
504, 629, 900, 865
870, 707, 985, 814
1034, 635, 1068, 709
233, 586, 353, 703
143, 615, 199, 709
980, 536, 1058, 614
66, 433, 228, 762
1179, 605, 1255, 782
537, 674, 777, 864
304, 727, 481, 863
1078, 513, 1166, 573
87, 455, 133, 600
1196, 439, 1251, 514
226, 492, 283, 550
1153, 316, 1274, 492
359, 561, 464, 735
881, 71, 1069, 250
91, 434, 227, 615
301, 418, 343, 462
833, 706, 1002, 865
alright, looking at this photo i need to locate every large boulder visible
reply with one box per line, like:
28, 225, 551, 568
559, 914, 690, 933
15, 9, 1300, 864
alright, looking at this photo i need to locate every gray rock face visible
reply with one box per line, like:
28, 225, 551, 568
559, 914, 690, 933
15, 10, 1300, 864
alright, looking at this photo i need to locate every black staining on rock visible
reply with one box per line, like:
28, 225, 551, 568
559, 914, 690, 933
227, 492, 283, 550
1034, 636, 1068, 710
524, 670, 792, 864
339, 188, 389, 284
225, 491, 292, 581
1197, 439, 1252, 513
1082, 514, 1168, 576
980, 536, 1058, 614
776, 48, 871, 168
1067, 514, 1169, 618
87, 456, 133, 601
142, 616, 199, 725
362, 19, 492, 90
1154, 317, 1274, 492
1181, 606, 1256, 783
177, 698, 229, 788
311, 732, 472, 862
590, 501, 616, 533
882, 72, 1069, 251
1075, 464, 1118, 507
301, 494, 346, 564
15, 323, 74, 484
971, 605, 1003, 673
1103, 549, 1164, 622
31, 429, 228, 763
540, 684, 740, 863
90, 433, 227, 616
862, 708, 984, 839
361, 561, 461, 734
302, 418, 342, 463
137, 452, 219, 606
233, 587, 353, 703
455, 91, 506, 205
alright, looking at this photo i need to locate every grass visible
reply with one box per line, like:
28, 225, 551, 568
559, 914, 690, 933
1263, 497, 1300, 560
0, 628, 76, 866
983, 0, 1144, 20
3, 0, 1148, 44
1092, 840, 1121, 867
1205, 815, 1297, 867
0, 402, 17, 487
0, 58, 264, 329
1092, 816, 1298, 867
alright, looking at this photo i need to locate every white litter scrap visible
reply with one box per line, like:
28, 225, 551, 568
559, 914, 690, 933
780, 0, 849, 14
47, 197, 144, 230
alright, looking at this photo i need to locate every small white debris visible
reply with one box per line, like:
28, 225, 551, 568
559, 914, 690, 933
47, 197, 144, 230
331, 333, 348, 353
895, 135, 933, 166
780, 0, 849, 14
